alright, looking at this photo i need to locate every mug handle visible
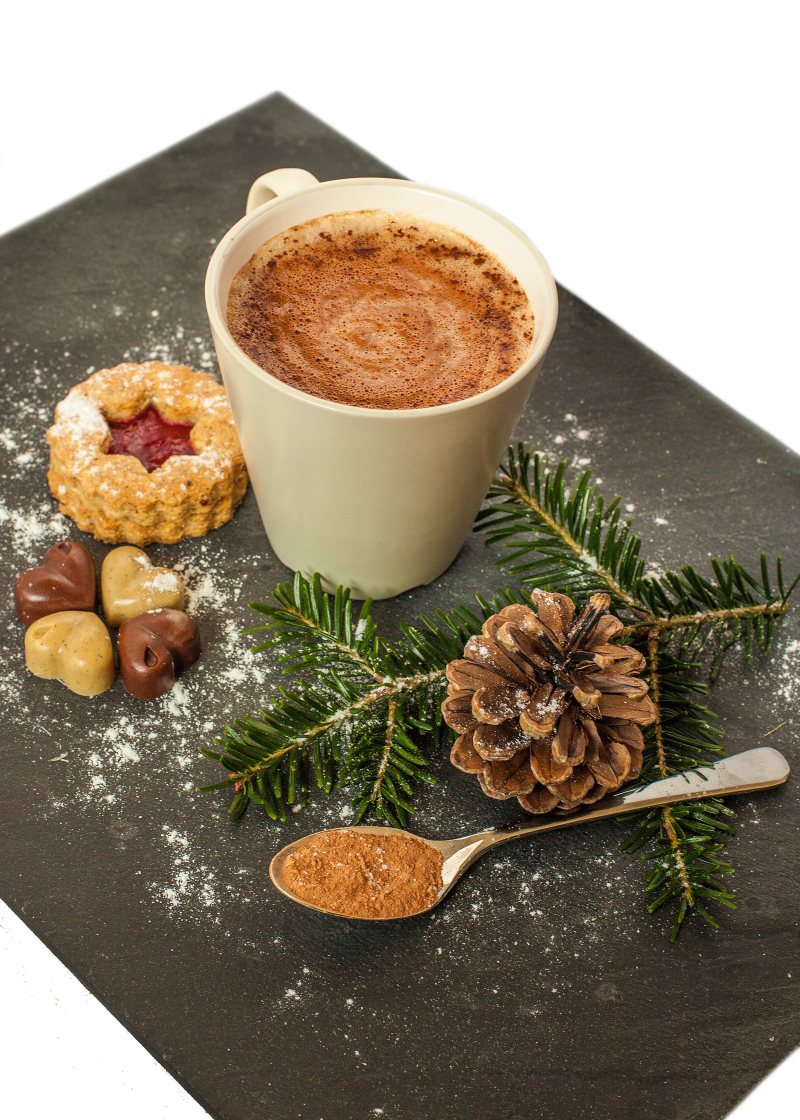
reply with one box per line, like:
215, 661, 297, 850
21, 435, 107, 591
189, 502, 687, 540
246, 168, 320, 214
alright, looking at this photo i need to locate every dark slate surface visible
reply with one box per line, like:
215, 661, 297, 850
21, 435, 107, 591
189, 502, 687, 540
0, 93, 798, 1120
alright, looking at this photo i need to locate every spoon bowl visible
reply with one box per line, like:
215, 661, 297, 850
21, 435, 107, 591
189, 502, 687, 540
269, 824, 443, 920
269, 746, 790, 920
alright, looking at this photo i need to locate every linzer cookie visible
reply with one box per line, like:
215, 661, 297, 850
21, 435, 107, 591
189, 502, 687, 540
47, 361, 248, 545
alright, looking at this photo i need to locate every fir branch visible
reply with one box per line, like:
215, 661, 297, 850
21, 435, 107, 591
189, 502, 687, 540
478, 447, 794, 674
244, 571, 383, 681
204, 573, 460, 826
475, 445, 651, 616
205, 580, 529, 826
620, 635, 736, 939
630, 556, 795, 677
475, 448, 794, 938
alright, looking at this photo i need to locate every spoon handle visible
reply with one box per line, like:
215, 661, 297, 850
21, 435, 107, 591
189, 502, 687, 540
582, 744, 789, 817
465, 746, 789, 853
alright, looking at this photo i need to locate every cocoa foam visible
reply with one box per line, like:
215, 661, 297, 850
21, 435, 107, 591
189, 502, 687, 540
226, 209, 535, 410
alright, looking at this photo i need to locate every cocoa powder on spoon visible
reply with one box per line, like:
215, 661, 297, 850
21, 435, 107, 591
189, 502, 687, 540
281, 829, 444, 919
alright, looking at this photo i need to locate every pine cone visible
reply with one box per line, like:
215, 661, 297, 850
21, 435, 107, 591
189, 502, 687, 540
442, 589, 656, 814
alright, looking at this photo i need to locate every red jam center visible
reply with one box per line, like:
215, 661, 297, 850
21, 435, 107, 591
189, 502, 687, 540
106, 407, 196, 472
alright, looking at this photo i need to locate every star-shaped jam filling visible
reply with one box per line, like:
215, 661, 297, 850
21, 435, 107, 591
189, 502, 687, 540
106, 407, 196, 472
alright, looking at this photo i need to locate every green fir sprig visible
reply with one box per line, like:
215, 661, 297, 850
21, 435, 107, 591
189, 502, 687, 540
203, 575, 523, 826
475, 445, 795, 938
206, 446, 796, 940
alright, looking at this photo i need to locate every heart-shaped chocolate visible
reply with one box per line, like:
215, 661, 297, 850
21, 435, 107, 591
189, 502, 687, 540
25, 610, 114, 696
15, 541, 96, 627
118, 609, 201, 700
101, 545, 185, 627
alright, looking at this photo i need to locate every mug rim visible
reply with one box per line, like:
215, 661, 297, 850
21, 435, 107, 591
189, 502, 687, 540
205, 176, 559, 419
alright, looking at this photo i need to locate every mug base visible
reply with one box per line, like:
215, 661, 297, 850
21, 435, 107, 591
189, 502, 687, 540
269, 541, 463, 602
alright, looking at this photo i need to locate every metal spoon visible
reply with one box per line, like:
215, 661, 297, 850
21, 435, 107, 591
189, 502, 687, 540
269, 746, 790, 919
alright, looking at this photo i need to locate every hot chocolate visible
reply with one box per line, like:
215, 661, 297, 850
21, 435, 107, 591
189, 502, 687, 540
226, 210, 535, 409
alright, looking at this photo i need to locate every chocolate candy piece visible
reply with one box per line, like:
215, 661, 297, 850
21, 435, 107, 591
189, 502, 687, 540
25, 610, 114, 697
101, 545, 186, 627
14, 541, 96, 627
118, 609, 201, 700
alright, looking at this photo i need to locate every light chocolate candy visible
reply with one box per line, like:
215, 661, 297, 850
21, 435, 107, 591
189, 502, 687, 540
101, 545, 185, 627
25, 611, 114, 697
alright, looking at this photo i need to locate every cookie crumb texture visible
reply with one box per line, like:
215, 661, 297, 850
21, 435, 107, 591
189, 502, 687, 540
282, 829, 444, 919
47, 362, 248, 545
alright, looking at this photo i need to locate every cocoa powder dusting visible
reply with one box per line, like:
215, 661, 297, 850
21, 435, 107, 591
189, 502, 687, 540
226, 209, 535, 409
281, 830, 444, 919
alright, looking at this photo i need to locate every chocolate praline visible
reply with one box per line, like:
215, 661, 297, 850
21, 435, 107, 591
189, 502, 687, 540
15, 540, 96, 627
118, 609, 201, 700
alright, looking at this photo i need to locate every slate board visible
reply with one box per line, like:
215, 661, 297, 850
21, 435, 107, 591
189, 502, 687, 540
1, 93, 799, 1120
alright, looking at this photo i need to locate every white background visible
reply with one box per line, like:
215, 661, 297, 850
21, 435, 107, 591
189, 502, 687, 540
1, 2, 798, 1117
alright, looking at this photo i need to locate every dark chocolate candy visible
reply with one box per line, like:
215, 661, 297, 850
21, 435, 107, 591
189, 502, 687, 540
118, 609, 201, 700
14, 541, 96, 627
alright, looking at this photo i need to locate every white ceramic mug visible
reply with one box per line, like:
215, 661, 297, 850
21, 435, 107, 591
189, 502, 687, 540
205, 169, 558, 600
